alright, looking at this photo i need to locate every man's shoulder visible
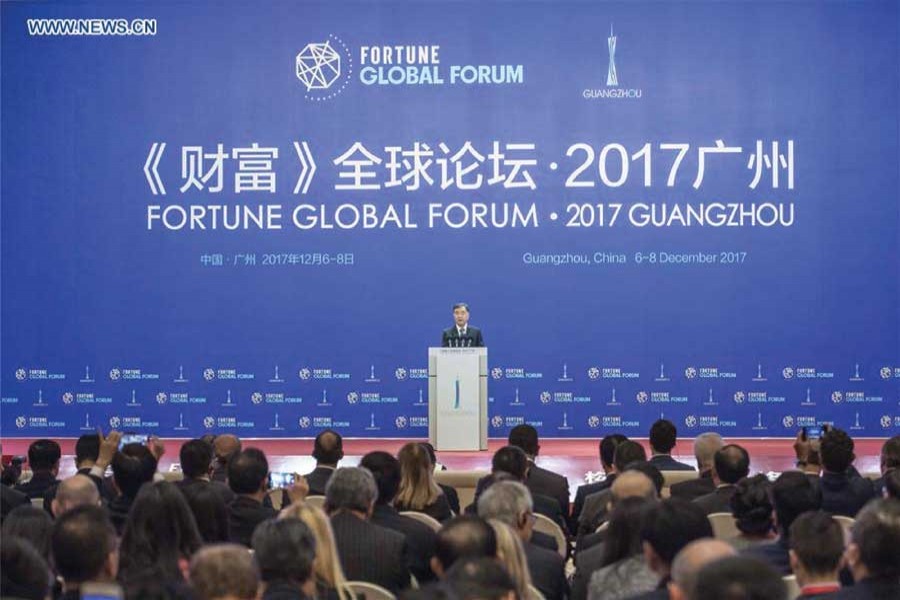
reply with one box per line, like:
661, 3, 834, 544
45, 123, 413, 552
530, 463, 569, 485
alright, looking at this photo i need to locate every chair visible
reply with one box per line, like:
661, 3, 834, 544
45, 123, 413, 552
594, 520, 609, 534
304, 495, 327, 510
30, 498, 44, 508
435, 470, 489, 512
343, 581, 396, 600
533, 513, 567, 559
660, 470, 699, 488
527, 583, 546, 600
833, 515, 854, 543
783, 575, 801, 600
707, 512, 740, 539
400, 510, 442, 532
161, 470, 184, 482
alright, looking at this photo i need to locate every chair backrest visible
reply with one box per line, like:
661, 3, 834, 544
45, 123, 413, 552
660, 470, 699, 488
343, 581, 396, 600
435, 470, 489, 512
30, 497, 44, 508
783, 575, 801, 600
707, 512, 740, 540
527, 583, 546, 600
400, 510, 442, 532
532, 513, 567, 559
833, 515, 855, 544
304, 495, 327, 510
161, 470, 184, 482
594, 520, 609, 534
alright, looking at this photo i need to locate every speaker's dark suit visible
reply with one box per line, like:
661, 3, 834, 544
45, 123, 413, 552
441, 326, 484, 347
330, 511, 410, 594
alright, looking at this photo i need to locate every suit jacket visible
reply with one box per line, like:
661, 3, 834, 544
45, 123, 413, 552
176, 477, 236, 505
396, 494, 453, 523
830, 576, 900, 599
262, 581, 310, 600
648, 454, 695, 472
571, 540, 605, 600
438, 483, 460, 515
371, 503, 437, 583
470, 475, 569, 535
819, 471, 875, 518
108, 494, 136, 535
229, 495, 278, 547
330, 511, 410, 594
1, 484, 29, 523
441, 326, 484, 348
669, 470, 715, 501
524, 539, 568, 600
572, 476, 615, 529
578, 488, 612, 540
13, 471, 58, 500
527, 461, 571, 520
692, 484, 737, 515
304, 466, 336, 497
742, 536, 791, 575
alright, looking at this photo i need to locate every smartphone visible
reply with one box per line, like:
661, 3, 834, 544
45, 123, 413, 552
81, 582, 123, 600
268, 472, 295, 489
119, 433, 149, 450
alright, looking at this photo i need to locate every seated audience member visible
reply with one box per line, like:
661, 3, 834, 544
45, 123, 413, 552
182, 480, 231, 543
670, 433, 723, 501
14, 439, 61, 501
572, 434, 628, 527
743, 471, 821, 574
325, 466, 410, 593
280, 501, 355, 600
395, 441, 452, 522
434, 557, 519, 600
667, 539, 737, 600
177, 438, 235, 504
211, 434, 241, 483
816, 428, 875, 517
629, 498, 714, 600
51, 474, 101, 517
693, 444, 750, 515
305, 429, 344, 496
478, 480, 567, 600
729, 474, 776, 549
579, 467, 660, 551
873, 435, 900, 496
190, 544, 259, 600
1, 536, 50, 600
431, 515, 498, 577
1, 475, 29, 524
51, 505, 119, 600
253, 517, 318, 600
488, 519, 534, 600
44, 433, 114, 510
647, 419, 695, 471
831, 499, 900, 599
108, 442, 158, 533
117, 481, 202, 599
693, 556, 788, 600
578, 440, 648, 537
360, 450, 438, 583
509, 424, 571, 517
789, 511, 845, 598
420, 442, 460, 514
1, 504, 54, 563
883, 468, 900, 500
583, 497, 658, 600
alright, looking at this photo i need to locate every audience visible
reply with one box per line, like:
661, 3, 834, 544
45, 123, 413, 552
395, 441, 453, 521
693, 556, 787, 600
280, 501, 354, 600
729, 474, 776, 549
648, 419, 695, 471
883, 468, 900, 500
670, 432, 723, 501
431, 515, 497, 577
51, 474, 101, 517
14, 439, 62, 501
109, 442, 158, 533
832, 499, 900, 599
818, 428, 875, 517
572, 434, 628, 527
189, 544, 259, 600
509, 424, 571, 517
874, 435, 900, 496
692, 444, 750, 515
789, 510, 845, 597
305, 429, 344, 496
668, 538, 737, 600
489, 519, 535, 600
211, 434, 241, 483
1, 504, 54, 564
253, 517, 318, 599
182, 480, 231, 543
177, 438, 235, 504
1, 535, 50, 600
442, 557, 519, 600
578, 439, 648, 537
51, 505, 119, 600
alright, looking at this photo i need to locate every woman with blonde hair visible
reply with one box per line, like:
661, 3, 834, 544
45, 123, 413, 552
489, 519, 536, 600
280, 500, 354, 600
394, 442, 453, 522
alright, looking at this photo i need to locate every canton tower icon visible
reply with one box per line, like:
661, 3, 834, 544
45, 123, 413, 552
607, 24, 618, 86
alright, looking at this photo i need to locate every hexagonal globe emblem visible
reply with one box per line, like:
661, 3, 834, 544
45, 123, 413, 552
296, 42, 341, 91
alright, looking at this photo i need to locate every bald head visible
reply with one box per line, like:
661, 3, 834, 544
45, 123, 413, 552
611, 470, 656, 506
693, 433, 723, 472
670, 539, 737, 600
213, 435, 241, 460
312, 429, 343, 466
52, 474, 100, 516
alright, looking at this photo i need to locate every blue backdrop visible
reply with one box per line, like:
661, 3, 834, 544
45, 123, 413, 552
2, 1, 898, 439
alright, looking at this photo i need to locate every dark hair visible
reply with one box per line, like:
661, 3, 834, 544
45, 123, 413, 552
435, 515, 497, 571
312, 429, 344, 465
112, 443, 158, 498
52, 505, 117, 584
851, 499, 900, 578
790, 511, 844, 576
227, 448, 269, 495
694, 556, 787, 600
444, 557, 517, 600
420, 442, 438, 467
508, 424, 539, 456
27, 439, 61, 472
1, 536, 50, 600
359, 451, 401, 504
252, 518, 316, 585
452, 303, 469, 312
179, 439, 214, 479
649, 420, 678, 453
181, 482, 230, 543
601, 496, 655, 567
881, 435, 900, 471
771, 471, 821, 537
600, 434, 628, 468
714, 445, 751, 484
623, 461, 664, 495
731, 474, 774, 536
884, 468, 900, 500
491, 445, 529, 480
640, 498, 713, 565
1, 505, 53, 562
820, 428, 855, 473
118, 481, 203, 589
613, 440, 648, 472
75, 434, 101, 466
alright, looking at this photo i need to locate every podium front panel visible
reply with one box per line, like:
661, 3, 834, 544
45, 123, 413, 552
428, 347, 488, 451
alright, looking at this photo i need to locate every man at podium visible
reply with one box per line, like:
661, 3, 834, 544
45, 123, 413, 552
441, 302, 484, 347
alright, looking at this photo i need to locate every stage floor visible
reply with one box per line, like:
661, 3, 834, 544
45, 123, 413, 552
2, 438, 886, 497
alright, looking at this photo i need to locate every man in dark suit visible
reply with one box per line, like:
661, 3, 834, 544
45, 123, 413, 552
789, 511, 844, 598
693, 444, 750, 515
817, 428, 874, 518
430, 515, 498, 578
108, 443, 158, 534
14, 439, 61, 502
51, 505, 120, 600
326, 466, 410, 594
509, 424, 570, 519
175, 438, 235, 505
647, 419, 695, 472
360, 451, 438, 584
578, 439, 647, 538
830, 499, 900, 599
303, 429, 343, 497
441, 302, 484, 347
571, 434, 627, 529
670, 432, 722, 501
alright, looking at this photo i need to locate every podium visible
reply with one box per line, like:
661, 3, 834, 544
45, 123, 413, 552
428, 347, 488, 451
